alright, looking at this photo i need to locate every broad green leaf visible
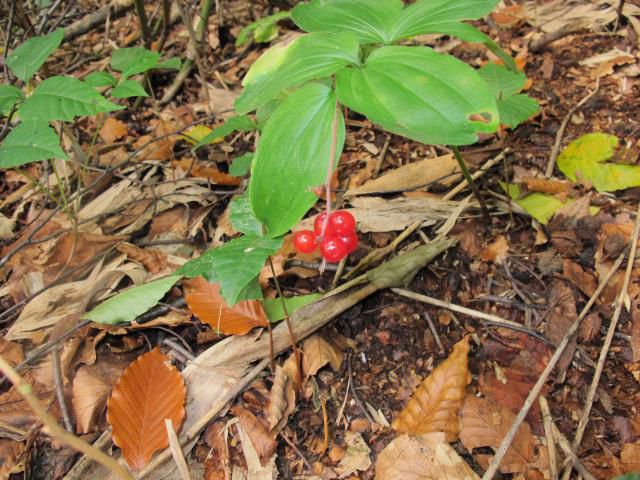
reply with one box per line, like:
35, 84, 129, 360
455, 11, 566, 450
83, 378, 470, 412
19, 76, 123, 122
229, 194, 263, 236
614, 475, 640, 480
155, 57, 181, 70
110, 47, 160, 78
497, 94, 539, 128
557, 133, 640, 192
193, 115, 257, 150
501, 182, 565, 225
6, 29, 64, 82
250, 82, 345, 237
0, 85, 24, 114
229, 153, 254, 177
176, 235, 283, 305
236, 11, 291, 46
390, 0, 499, 40
292, 0, 403, 44
84, 275, 181, 324
111, 79, 148, 98
478, 63, 539, 128
264, 293, 322, 322
235, 32, 359, 114
336, 46, 499, 146
0, 121, 68, 168
84, 71, 118, 88
256, 98, 282, 130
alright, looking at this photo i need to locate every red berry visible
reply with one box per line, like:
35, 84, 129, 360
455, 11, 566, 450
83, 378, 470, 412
338, 231, 358, 253
293, 230, 318, 253
314, 212, 329, 236
320, 235, 348, 263
328, 210, 356, 235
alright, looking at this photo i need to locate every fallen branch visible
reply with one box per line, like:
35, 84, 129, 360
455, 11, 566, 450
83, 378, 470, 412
63, 0, 135, 42
560, 199, 640, 480
480, 251, 626, 480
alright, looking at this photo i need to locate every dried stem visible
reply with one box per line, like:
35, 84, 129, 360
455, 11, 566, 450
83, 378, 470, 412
133, 0, 152, 48
560, 200, 640, 480
0, 355, 134, 480
539, 396, 559, 480
52, 347, 74, 432
319, 100, 341, 240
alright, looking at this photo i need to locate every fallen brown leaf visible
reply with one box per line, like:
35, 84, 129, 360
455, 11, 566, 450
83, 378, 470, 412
267, 365, 296, 437
117, 243, 168, 274
545, 280, 578, 374
302, 334, 343, 379
336, 431, 372, 478
107, 348, 186, 470
184, 276, 269, 335
621, 441, 640, 472
231, 405, 277, 463
0, 439, 26, 478
392, 337, 471, 440
99, 117, 128, 144
376, 433, 480, 480
460, 396, 539, 475
479, 235, 509, 264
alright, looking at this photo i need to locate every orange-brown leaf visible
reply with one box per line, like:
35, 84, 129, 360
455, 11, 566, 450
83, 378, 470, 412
392, 337, 471, 440
99, 117, 128, 144
522, 177, 571, 195
231, 405, 277, 463
460, 396, 537, 474
184, 277, 268, 335
267, 365, 296, 436
107, 348, 186, 470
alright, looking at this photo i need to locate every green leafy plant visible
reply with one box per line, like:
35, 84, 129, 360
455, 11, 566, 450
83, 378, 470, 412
235, 11, 291, 46
0, 31, 180, 169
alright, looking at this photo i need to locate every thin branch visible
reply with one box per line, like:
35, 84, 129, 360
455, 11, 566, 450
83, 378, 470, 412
0, 355, 134, 480
133, 0, 152, 48
539, 396, 559, 480
451, 146, 491, 224
480, 252, 626, 480
52, 347, 74, 432
560, 199, 640, 480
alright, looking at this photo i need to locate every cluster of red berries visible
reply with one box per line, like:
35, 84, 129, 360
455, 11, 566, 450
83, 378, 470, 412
293, 210, 358, 263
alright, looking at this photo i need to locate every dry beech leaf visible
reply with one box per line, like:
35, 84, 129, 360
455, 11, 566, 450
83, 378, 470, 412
522, 177, 572, 195
0, 439, 26, 478
267, 365, 296, 436
545, 280, 578, 374
99, 117, 128, 144
621, 442, 640, 472
392, 337, 471, 440
376, 432, 480, 480
302, 335, 343, 378
460, 396, 537, 474
173, 158, 242, 186
117, 243, 168, 274
479, 235, 509, 264
231, 405, 277, 463
336, 431, 372, 478
184, 276, 268, 335
107, 348, 186, 470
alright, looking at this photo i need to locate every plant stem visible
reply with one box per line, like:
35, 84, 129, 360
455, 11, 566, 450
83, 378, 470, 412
268, 256, 302, 391
0, 355, 134, 480
319, 100, 340, 240
133, 0, 152, 49
450, 145, 491, 225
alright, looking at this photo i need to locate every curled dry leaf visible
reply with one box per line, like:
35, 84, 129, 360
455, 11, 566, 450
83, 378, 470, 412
459, 396, 538, 475
107, 348, 186, 470
479, 235, 509, 264
267, 365, 296, 437
375, 433, 480, 480
231, 405, 277, 463
336, 431, 372, 478
392, 336, 471, 441
99, 117, 128, 144
172, 158, 242, 186
184, 276, 268, 335
545, 280, 578, 374
117, 243, 168, 274
522, 177, 572, 195
0, 439, 26, 478
302, 334, 343, 378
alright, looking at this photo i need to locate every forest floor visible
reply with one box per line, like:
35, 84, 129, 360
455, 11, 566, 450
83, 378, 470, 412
1, 0, 640, 479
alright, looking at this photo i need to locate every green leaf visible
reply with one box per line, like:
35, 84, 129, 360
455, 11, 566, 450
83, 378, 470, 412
111, 79, 149, 98
19, 76, 123, 122
6, 29, 64, 82
0, 85, 24, 114
292, 0, 403, 44
336, 46, 499, 146
235, 31, 359, 114
84, 71, 118, 88
478, 63, 539, 128
155, 57, 181, 70
390, 0, 499, 40
84, 275, 181, 324
176, 235, 283, 305
497, 94, 539, 128
264, 293, 322, 322
501, 182, 565, 225
193, 115, 257, 150
110, 47, 160, 78
236, 11, 291, 46
229, 193, 263, 236
0, 121, 68, 168
256, 98, 282, 130
557, 133, 640, 192
249, 82, 345, 237
614, 475, 640, 480
229, 153, 254, 177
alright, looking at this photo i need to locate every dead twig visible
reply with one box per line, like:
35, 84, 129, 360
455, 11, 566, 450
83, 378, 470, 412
52, 347, 74, 432
423, 311, 444, 354
560, 200, 640, 480
480, 251, 626, 480
347, 354, 375, 424
133, 0, 152, 48
373, 134, 391, 177
544, 78, 600, 178
551, 422, 597, 480
442, 151, 506, 201
63, 0, 135, 42
539, 396, 559, 480
0, 355, 134, 480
